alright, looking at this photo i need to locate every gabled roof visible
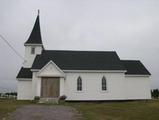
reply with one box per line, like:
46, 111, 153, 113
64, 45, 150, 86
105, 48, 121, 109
17, 53, 151, 79
32, 50, 126, 70
37, 61, 65, 77
121, 60, 151, 75
16, 67, 32, 78
24, 14, 43, 45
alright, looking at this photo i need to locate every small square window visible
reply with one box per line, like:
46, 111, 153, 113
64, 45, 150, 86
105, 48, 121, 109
31, 47, 35, 54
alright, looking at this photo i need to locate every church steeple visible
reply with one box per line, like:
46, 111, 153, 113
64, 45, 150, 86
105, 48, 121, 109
25, 11, 43, 45
23, 11, 44, 68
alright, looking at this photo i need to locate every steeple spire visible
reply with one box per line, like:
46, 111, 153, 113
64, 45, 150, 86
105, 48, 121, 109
38, 9, 40, 15
25, 11, 43, 45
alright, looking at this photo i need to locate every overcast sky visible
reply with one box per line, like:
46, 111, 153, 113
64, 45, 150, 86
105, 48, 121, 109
0, 0, 159, 92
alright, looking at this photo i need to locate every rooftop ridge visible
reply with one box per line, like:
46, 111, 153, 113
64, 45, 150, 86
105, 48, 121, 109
42, 50, 117, 52
121, 60, 140, 62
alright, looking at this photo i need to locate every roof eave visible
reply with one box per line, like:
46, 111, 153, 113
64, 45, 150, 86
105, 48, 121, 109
17, 78, 32, 81
24, 43, 43, 46
125, 74, 151, 77
31, 68, 127, 73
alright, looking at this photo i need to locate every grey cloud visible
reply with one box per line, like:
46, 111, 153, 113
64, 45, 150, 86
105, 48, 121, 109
0, 0, 159, 92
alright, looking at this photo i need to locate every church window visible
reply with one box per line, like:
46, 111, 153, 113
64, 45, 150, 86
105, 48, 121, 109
31, 47, 35, 54
77, 76, 82, 91
102, 76, 107, 91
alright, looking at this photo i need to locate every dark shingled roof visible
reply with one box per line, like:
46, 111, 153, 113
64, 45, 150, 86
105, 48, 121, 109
16, 67, 32, 78
32, 50, 126, 70
24, 14, 43, 45
17, 52, 151, 79
121, 60, 151, 75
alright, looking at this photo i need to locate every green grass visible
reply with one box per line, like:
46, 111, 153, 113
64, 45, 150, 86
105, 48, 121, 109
1, 99, 159, 120
63, 100, 159, 120
0, 99, 36, 119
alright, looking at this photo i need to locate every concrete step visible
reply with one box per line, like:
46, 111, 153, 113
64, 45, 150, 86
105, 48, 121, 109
39, 98, 59, 104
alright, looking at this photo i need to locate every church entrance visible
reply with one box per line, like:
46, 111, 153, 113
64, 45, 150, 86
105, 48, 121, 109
41, 77, 60, 98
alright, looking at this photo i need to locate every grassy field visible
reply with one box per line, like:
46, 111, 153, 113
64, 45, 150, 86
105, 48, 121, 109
0, 99, 35, 119
65, 100, 159, 120
0, 99, 159, 120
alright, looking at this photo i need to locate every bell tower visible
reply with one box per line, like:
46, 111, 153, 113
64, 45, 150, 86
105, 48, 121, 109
23, 11, 44, 68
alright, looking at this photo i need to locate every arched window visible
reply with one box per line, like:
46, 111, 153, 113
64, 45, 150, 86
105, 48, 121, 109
102, 76, 107, 91
77, 76, 82, 91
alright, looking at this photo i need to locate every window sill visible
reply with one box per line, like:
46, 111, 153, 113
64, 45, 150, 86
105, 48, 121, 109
100, 90, 109, 93
75, 91, 84, 93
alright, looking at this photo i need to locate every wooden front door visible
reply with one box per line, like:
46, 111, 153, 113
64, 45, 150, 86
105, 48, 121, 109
41, 77, 60, 98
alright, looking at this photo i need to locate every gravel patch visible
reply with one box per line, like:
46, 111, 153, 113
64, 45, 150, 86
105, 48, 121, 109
9, 105, 81, 120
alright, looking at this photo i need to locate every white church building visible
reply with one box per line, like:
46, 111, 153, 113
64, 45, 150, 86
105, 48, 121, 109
17, 13, 151, 101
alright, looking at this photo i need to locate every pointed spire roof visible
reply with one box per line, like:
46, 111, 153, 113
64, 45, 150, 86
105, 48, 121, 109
25, 12, 43, 45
